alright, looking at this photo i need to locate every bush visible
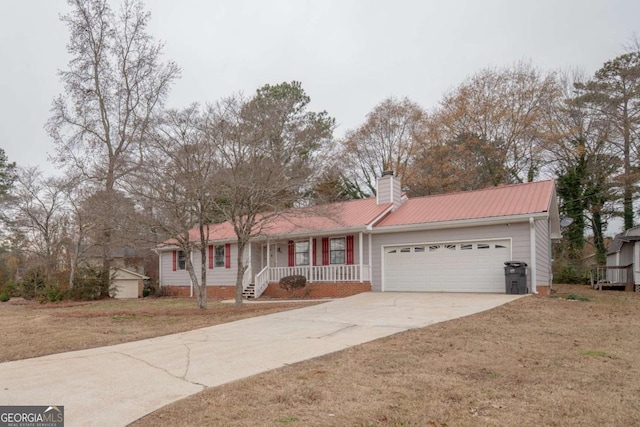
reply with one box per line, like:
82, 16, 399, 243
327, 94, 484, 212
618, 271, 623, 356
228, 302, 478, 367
39, 286, 65, 304
279, 275, 307, 293
142, 288, 151, 298
68, 267, 111, 301
0, 289, 9, 302
19, 268, 47, 300
5, 280, 18, 297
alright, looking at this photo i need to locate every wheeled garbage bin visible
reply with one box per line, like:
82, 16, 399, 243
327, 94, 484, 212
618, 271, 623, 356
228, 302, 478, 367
504, 261, 528, 294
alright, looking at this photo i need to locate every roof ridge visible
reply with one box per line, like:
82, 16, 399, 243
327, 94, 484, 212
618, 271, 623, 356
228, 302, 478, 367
404, 179, 554, 202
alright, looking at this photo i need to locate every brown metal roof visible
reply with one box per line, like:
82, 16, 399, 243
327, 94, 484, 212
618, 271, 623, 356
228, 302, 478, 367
374, 180, 556, 228
162, 180, 556, 247
163, 198, 393, 245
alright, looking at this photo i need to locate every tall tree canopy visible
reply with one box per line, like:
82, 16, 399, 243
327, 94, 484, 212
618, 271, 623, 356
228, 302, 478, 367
574, 51, 640, 230
341, 97, 427, 196
47, 0, 179, 271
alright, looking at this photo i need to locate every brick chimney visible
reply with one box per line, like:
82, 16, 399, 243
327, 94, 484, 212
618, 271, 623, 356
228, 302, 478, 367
376, 170, 402, 210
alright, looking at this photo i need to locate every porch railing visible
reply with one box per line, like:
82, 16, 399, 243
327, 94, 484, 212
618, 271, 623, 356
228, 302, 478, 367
267, 264, 369, 283
590, 264, 633, 289
254, 266, 269, 298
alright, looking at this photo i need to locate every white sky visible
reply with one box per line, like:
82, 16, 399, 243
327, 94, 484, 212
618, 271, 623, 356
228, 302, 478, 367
1, 0, 639, 176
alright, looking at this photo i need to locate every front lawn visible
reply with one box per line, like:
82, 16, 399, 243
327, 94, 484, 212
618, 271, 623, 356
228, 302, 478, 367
132, 285, 640, 426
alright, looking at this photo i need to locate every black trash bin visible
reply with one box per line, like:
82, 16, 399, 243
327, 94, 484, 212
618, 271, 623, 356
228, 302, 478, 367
504, 261, 528, 294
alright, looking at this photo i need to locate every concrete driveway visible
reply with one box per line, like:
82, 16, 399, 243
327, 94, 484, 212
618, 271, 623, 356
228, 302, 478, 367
0, 292, 523, 426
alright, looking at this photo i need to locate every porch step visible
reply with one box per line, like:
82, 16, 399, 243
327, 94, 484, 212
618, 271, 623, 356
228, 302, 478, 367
242, 283, 256, 299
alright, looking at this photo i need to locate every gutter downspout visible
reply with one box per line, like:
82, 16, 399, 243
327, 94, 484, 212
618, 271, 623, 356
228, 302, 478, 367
530, 217, 537, 294
190, 250, 194, 298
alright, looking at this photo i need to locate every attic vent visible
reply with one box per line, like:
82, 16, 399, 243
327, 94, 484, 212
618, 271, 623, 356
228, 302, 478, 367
381, 170, 394, 177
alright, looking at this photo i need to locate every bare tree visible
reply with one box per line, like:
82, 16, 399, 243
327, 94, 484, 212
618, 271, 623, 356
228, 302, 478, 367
11, 168, 68, 284
341, 97, 427, 196
204, 82, 335, 306
432, 61, 560, 184
136, 105, 218, 309
47, 0, 179, 272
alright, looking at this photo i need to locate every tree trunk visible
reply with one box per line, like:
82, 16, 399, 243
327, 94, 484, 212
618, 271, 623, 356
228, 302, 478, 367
235, 238, 247, 307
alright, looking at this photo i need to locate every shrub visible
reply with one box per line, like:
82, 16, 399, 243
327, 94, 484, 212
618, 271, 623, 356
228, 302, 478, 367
566, 293, 591, 302
39, 286, 65, 304
142, 288, 151, 298
19, 268, 47, 300
279, 275, 307, 294
5, 280, 18, 297
68, 267, 111, 301
0, 289, 9, 302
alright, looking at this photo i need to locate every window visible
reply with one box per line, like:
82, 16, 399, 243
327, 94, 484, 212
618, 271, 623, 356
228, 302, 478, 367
400, 247, 411, 253
177, 250, 186, 270
461, 244, 472, 250
330, 237, 345, 264
414, 247, 425, 252
478, 243, 490, 249
214, 245, 225, 268
429, 245, 440, 252
445, 244, 456, 250
295, 241, 310, 266
388, 249, 397, 254
495, 244, 507, 249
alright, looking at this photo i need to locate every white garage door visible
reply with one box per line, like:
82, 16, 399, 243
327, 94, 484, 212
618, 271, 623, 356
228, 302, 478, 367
383, 240, 510, 293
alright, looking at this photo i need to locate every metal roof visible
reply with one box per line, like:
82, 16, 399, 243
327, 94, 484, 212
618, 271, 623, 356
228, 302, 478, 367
374, 180, 556, 228
161, 180, 557, 247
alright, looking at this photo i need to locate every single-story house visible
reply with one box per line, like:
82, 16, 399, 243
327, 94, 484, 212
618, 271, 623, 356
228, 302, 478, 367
110, 267, 149, 299
603, 226, 640, 288
156, 173, 560, 298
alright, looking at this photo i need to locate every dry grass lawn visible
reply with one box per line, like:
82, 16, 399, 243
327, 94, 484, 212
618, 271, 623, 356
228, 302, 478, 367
132, 285, 640, 427
0, 297, 316, 362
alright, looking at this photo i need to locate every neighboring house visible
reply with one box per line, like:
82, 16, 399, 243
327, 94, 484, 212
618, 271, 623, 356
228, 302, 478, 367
110, 268, 149, 299
156, 173, 560, 298
602, 226, 640, 289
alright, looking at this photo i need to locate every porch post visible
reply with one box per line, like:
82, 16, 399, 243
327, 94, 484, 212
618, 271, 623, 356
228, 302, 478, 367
368, 233, 373, 284
267, 242, 271, 268
309, 237, 314, 283
359, 232, 364, 283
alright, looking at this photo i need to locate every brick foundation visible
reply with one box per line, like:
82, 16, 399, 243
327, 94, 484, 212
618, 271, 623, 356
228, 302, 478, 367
262, 281, 371, 299
161, 285, 236, 298
161, 282, 370, 299
536, 285, 551, 296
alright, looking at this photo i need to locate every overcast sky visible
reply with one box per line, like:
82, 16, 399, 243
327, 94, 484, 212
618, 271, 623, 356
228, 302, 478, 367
1, 0, 639, 175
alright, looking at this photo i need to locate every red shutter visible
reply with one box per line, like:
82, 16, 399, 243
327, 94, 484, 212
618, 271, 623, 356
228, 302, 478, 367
208, 245, 213, 269
172, 250, 177, 271
312, 238, 317, 266
225, 243, 231, 269
346, 235, 354, 265
288, 241, 295, 266
322, 238, 329, 265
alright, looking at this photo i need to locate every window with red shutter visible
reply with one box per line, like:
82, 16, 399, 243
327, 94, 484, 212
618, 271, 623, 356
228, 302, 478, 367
346, 235, 354, 265
208, 245, 213, 269
225, 243, 231, 268
288, 241, 295, 267
172, 250, 177, 271
312, 238, 317, 266
322, 238, 329, 265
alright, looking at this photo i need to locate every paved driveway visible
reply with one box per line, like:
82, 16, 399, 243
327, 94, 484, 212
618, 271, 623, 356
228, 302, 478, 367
0, 292, 523, 426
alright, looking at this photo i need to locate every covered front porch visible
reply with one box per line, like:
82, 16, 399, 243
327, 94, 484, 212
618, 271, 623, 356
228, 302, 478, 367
243, 233, 372, 298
